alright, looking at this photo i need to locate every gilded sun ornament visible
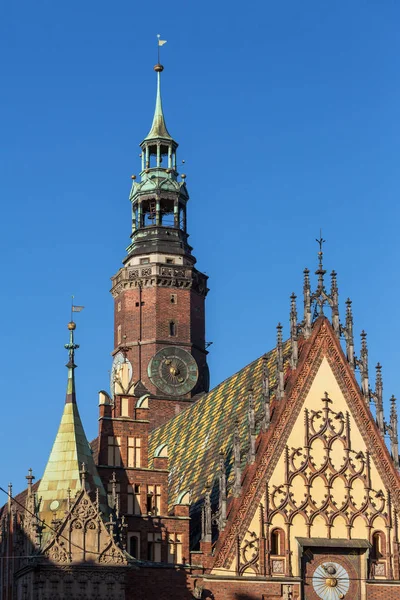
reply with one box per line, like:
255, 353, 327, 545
312, 562, 350, 599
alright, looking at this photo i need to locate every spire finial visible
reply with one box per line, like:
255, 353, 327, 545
201, 484, 212, 542
26, 468, 35, 496
109, 471, 118, 509
80, 462, 88, 490
315, 230, 326, 293
389, 396, 399, 469
290, 293, 298, 369
262, 355, 270, 429
330, 270, 340, 337
247, 390, 256, 464
144, 36, 172, 142
218, 451, 227, 531
303, 268, 312, 339
233, 418, 242, 497
343, 298, 355, 368
276, 323, 284, 400
64, 321, 79, 404
374, 363, 385, 435
156, 34, 167, 67
356, 330, 369, 401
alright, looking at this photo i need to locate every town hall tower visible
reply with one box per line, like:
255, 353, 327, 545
110, 63, 209, 429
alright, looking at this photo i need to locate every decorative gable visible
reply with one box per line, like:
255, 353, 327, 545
212, 319, 400, 582
42, 488, 127, 565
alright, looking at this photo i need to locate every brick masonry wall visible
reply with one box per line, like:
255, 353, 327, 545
126, 567, 193, 600
113, 283, 207, 429
125, 571, 302, 600
206, 580, 300, 600
366, 583, 400, 599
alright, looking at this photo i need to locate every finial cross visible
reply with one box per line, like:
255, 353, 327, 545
316, 230, 326, 253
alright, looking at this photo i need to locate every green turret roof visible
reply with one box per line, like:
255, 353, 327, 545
143, 66, 173, 142
37, 322, 106, 522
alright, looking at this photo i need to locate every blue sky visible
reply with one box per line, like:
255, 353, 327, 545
1, 1, 400, 494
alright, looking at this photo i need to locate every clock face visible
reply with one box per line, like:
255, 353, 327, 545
312, 562, 350, 599
110, 351, 133, 399
148, 347, 199, 396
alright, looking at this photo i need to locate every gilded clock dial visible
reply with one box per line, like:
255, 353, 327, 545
148, 347, 199, 396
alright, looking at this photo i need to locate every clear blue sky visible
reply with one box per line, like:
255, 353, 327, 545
1, 1, 400, 494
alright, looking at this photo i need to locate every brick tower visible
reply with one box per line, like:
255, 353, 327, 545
110, 61, 209, 429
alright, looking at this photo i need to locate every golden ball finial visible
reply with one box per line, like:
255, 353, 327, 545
68, 321, 76, 330
154, 64, 164, 72
181, 174, 186, 180
131, 175, 136, 180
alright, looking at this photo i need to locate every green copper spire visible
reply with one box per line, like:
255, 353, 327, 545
37, 320, 107, 524
65, 321, 79, 404
143, 64, 173, 142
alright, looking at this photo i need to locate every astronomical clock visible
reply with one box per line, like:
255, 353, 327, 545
311, 562, 350, 599
147, 347, 199, 396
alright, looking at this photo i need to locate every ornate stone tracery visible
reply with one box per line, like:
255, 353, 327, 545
215, 320, 400, 570
41, 489, 127, 566
269, 393, 390, 537
234, 390, 396, 579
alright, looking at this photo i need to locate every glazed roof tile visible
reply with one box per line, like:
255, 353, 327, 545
149, 341, 291, 512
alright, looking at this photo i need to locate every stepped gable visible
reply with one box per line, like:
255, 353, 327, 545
148, 340, 292, 511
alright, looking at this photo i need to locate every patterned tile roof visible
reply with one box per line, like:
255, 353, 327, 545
149, 341, 291, 514
37, 401, 106, 523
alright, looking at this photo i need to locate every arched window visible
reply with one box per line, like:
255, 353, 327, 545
271, 528, 285, 556
169, 321, 176, 337
372, 531, 385, 559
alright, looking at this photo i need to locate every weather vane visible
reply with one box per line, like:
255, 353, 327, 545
157, 34, 167, 64
70, 295, 84, 323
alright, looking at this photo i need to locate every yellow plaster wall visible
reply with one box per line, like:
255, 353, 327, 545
221, 357, 395, 577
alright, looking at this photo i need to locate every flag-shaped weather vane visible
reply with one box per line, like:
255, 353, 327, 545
70, 295, 84, 322
157, 34, 167, 64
